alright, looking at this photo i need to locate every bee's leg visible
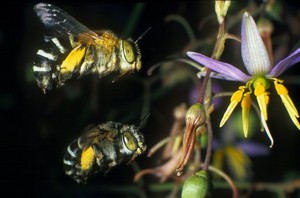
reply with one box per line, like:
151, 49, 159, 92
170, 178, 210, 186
92, 144, 104, 166
105, 148, 118, 174
108, 161, 117, 169
79, 46, 96, 76
103, 160, 117, 176
112, 70, 131, 83
104, 146, 118, 175
68, 34, 77, 48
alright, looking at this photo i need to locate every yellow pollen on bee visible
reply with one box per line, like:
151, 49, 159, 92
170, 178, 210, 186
80, 146, 95, 171
60, 45, 86, 74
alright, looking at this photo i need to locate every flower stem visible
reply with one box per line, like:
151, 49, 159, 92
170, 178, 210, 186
207, 165, 239, 198
200, 21, 228, 173
203, 117, 213, 171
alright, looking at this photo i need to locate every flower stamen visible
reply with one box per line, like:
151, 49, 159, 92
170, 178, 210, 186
220, 86, 245, 127
254, 82, 269, 121
274, 80, 300, 129
241, 92, 251, 137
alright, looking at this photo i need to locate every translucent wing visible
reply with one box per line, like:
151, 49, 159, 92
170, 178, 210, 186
34, 3, 97, 38
75, 125, 114, 148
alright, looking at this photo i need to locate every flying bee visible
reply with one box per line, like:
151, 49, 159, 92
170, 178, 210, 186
63, 115, 148, 184
32, 3, 144, 93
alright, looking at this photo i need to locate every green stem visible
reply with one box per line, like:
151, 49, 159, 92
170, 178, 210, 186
207, 165, 239, 198
201, 19, 227, 178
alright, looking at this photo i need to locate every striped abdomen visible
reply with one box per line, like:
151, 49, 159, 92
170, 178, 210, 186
32, 36, 68, 92
63, 136, 95, 184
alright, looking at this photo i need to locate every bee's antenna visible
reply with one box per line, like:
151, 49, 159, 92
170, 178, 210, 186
137, 113, 150, 129
135, 27, 152, 44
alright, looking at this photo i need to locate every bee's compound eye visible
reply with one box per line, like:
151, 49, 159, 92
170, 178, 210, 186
123, 131, 138, 151
122, 40, 135, 64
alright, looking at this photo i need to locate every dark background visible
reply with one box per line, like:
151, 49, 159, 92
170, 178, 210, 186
1, 1, 300, 197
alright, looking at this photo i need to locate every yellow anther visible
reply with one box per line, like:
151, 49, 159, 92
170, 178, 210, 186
220, 88, 245, 127
225, 146, 252, 180
254, 82, 265, 96
212, 149, 224, 172
265, 93, 269, 105
254, 83, 268, 121
275, 82, 288, 95
241, 93, 251, 137
274, 81, 300, 129
231, 89, 244, 102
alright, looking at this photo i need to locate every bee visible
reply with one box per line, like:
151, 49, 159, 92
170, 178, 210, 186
63, 115, 148, 184
32, 3, 143, 93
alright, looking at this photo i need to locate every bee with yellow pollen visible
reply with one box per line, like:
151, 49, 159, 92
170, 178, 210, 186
187, 12, 300, 147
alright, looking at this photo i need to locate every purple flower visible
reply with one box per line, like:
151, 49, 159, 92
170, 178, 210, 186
187, 12, 300, 147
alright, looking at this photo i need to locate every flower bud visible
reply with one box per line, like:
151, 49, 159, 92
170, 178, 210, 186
186, 103, 206, 128
176, 103, 206, 175
181, 170, 212, 198
215, 0, 231, 24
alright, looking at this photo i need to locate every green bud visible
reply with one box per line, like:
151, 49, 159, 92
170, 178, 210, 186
186, 103, 206, 128
181, 170, 212, 198
199, 129, 208, 149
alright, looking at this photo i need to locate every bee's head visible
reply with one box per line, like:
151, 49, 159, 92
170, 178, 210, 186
114, 27, 151, 83
112, 39, 141, 83
120, 39, 142, 70
119, 114, 149, 163
120, 124, 146, 155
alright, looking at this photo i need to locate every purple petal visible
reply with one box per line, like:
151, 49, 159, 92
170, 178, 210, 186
187, 52, 251, 82
197, 71, 244, 81
268, 47, 300, 77
241, 12, 271, 75
236, 141, 270, 156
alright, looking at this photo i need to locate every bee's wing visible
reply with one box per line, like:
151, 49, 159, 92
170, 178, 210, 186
81, 126, 115, 146
79, 127, 101, 146
34, 3, 98, 38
